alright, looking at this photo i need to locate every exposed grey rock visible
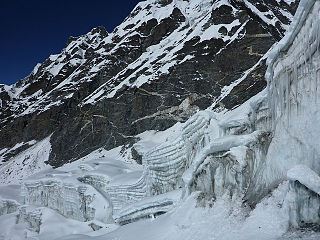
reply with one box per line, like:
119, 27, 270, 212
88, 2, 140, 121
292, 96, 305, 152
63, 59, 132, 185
131, 147, 143, 165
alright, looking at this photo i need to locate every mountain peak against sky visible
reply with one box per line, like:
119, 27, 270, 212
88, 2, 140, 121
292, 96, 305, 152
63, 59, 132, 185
0, 0, 297, 86
0, 0, 142, 85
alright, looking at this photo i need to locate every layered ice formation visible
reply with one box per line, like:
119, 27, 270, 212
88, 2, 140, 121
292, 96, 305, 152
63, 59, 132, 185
263, 0, 320, 191
22, 178, 112, 223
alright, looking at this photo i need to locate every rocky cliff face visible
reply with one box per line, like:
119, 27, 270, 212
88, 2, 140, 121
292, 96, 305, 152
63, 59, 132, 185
0, 0, 298, 167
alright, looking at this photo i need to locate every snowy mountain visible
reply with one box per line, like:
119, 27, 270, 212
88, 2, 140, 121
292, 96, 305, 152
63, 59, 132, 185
0, 0, 298, 168
3, 0, 320, 239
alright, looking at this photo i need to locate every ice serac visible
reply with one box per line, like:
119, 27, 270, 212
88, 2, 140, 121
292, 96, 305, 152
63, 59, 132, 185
22, 176, 113, 223
79, 171, 147, 213
103, 91, 269, 224
0, 0, 298, 167
262, 0, 320, 228
263, 0, 320, 192
114, 189, 182, 225
16, 206, 42, 233
0, 199, 19, 216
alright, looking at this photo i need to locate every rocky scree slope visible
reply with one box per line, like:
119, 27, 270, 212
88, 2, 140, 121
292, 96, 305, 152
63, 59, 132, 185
0, 0, 298, 167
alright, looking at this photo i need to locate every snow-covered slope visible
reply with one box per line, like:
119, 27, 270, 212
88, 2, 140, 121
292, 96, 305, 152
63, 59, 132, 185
0, 137, 52, 185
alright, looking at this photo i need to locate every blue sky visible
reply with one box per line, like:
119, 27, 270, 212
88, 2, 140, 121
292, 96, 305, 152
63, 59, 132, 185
0, 0, 142, 85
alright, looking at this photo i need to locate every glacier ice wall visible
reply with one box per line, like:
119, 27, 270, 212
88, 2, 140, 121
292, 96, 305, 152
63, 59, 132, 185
259, 0, 320, 228
16, 206, 42, 233
286, 165, 320, 227
0, 199, 19, 216
22, 178, 113, 223
263, 0, 320, 192
79, 173, 147, 213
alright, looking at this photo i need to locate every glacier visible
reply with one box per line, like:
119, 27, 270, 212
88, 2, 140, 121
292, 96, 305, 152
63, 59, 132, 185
0, 0, 320, 239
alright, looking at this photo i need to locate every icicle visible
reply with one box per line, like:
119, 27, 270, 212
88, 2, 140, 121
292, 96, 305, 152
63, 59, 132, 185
279, 72, 284, 119
286, 70, 291, 127
316, 21, 320, 103
316, 68, 319, 99
295, 64, 299, 115
285, 69, 290, 127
